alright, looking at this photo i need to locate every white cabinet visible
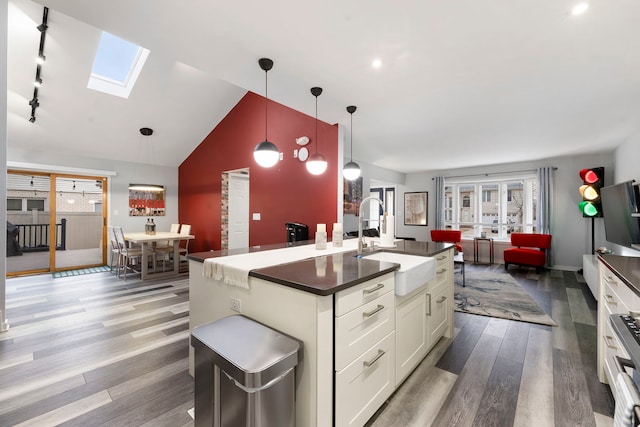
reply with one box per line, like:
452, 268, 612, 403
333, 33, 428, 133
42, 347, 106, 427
583, 254, 598, 300
597, 259, 639, 385
394, 249, 453, 386
395, 291, 428, 384
335, 332, 396, 427
335, 273, 396, 427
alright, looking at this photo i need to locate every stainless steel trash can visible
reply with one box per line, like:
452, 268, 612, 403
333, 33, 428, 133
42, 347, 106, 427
191, 315, 302, 427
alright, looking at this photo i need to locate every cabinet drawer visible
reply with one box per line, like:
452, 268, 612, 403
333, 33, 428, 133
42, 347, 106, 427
603, 318, 629, 386
602, 271, 636, 311
335, 332, 395, 427
427, 264, 449, 293
336, 273, 394, 317
427, 286, 449, 347
336, 291, 395, 371
435, 251, 451, 263
602, 282, 631, 315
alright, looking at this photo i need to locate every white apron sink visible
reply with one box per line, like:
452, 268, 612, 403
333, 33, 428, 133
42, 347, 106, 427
363, 252, 435, 296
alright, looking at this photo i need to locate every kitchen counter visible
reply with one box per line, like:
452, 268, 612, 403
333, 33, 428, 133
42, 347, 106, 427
188, 239, 454, 426
188, 239, 451, 295
598, 254, 640, 297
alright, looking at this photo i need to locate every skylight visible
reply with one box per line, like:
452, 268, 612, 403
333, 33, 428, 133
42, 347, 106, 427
87, 31, 149, 98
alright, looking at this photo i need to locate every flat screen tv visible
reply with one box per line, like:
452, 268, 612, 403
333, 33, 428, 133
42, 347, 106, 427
600, 180, 640, 248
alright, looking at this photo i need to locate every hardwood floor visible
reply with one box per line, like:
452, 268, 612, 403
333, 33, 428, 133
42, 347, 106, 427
369, 263, 615, 427
0, 271, 194, 427
0, 263, 614, 426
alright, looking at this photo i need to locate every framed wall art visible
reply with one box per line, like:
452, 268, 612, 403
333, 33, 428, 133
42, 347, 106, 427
404, 191, 427, 225
128, 185, 166, 216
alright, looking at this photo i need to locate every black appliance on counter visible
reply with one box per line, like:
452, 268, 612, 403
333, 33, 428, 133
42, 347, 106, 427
285, 222, 309, 243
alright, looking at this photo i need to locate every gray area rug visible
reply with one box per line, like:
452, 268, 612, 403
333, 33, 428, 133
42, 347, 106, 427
454, 271, 556, 326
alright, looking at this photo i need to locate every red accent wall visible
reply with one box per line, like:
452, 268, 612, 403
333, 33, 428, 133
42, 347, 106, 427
179, 92, 338, 252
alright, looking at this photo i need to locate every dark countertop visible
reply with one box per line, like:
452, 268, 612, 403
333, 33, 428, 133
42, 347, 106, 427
598, 254, 640, 298
188, 239, 453, 296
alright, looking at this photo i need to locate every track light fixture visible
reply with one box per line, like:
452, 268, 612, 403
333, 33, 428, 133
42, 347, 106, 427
306, 87, 328, 175
253, 58, 280, 168
28, 6, 48, 123
343, 105, 361, 180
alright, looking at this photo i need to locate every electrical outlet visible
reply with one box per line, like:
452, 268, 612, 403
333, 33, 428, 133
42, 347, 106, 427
229, 297, 241, 313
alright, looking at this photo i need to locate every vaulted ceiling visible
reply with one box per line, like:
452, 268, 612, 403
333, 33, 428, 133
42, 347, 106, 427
7, 0, 640, 173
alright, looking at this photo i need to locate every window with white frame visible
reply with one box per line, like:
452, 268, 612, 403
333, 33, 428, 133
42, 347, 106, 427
444, 172, 537, 240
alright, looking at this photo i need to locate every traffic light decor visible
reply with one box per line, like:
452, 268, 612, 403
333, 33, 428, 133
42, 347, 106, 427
578, 167, 604, 217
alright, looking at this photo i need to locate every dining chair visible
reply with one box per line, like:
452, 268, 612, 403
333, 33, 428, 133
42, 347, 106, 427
112, 226, 143, 281
155, 223, 182, 271
107, 226, 121, 274
178, 224, 191, 257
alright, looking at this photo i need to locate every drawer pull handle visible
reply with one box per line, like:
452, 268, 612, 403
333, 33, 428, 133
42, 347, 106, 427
605, 335, 618, 350
363, 349, 385, 368
363, 283, 385, 295
363, 305, 384, 318
436, 296, 447, 304
436, 268, 447, 275
604, 294, 617, 305
426, 294, 432, 316
436, 255, 446, 261
605, 275, 618, 285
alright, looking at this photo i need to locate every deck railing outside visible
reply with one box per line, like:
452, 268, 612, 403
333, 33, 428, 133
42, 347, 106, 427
14, 218, 67, 252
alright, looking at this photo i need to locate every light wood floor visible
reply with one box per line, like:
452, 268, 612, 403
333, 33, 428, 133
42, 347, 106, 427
0, 263, 614, 426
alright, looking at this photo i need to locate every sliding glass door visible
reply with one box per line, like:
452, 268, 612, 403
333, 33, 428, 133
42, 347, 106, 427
53, 175, 106, 270
6, 171, 107, 276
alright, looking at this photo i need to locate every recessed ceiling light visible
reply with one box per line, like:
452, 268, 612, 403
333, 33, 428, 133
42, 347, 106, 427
571, 2, 589, 15
372, 58, 383, 69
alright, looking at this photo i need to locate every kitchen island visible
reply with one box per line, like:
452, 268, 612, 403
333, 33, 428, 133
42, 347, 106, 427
188, 239, 454, 426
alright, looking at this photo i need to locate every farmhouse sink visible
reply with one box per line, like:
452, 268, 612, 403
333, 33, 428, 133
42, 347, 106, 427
363, 251, 435, 296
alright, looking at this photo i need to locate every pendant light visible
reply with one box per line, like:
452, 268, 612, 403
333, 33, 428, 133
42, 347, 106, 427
343, 105, 361, 180
129, 127, 164, 192
253, 58, 279, 168
306, 87, 328, 175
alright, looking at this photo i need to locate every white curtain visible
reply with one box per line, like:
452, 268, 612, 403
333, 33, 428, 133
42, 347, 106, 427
536, 167, 554, 267
434, 176, 445, 230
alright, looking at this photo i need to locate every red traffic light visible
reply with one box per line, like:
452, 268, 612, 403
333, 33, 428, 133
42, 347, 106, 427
579, 168, 600, 184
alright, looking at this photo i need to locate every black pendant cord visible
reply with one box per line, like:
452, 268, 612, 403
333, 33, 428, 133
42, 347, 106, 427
315, 95, 318, 155
350, 111, 353, 161
264, 69, 268, 141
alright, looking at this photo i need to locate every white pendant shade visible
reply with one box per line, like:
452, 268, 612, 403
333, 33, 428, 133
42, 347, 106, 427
253, 140, 279, 167
343, 161, 361, 180
306, 153, 328, 175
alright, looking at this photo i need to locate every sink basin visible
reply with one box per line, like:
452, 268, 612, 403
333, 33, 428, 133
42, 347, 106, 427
363, 252, 435, 296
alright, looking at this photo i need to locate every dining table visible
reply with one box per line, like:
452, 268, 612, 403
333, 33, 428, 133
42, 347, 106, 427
123, 231, 194, 280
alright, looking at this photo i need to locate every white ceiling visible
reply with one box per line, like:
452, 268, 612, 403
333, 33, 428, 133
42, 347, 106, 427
7, 0, 640, 173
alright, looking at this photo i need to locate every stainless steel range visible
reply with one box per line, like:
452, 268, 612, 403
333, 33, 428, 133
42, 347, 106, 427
610, 313, 640, 425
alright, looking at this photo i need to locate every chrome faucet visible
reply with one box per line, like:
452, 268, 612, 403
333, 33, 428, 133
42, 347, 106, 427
358, 196, 383, 254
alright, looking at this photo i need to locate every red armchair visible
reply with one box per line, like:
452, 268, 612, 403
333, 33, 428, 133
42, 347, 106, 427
503, 233, 552, 272
430, 230, 463, 253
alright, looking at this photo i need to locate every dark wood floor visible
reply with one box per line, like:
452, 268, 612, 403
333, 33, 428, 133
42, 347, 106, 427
0, 263, 614, 426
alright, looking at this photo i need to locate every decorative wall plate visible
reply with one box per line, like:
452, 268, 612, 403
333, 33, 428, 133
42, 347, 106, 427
298, 147, 309, 161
